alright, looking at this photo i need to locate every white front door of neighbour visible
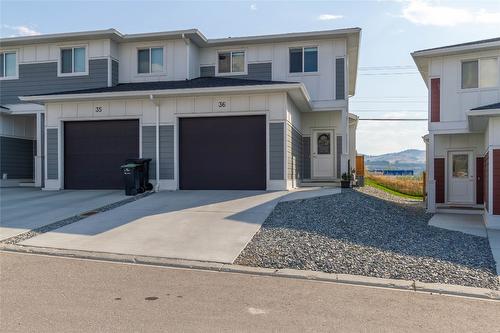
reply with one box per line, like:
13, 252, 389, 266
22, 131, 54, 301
448, 151, 474, 204
312, 130, 334, 179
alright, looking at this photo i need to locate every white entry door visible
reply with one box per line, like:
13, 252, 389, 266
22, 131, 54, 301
312, 130, 334, 179
448, 151, 474, 204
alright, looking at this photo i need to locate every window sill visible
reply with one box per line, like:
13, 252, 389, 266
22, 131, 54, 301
288, 72, 320, 77
57, 72, 89, 78
0, 76, 19, 81
216, 72, 247, 77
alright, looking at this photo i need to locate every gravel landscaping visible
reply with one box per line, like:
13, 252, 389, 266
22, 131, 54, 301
236, 188, 499, 290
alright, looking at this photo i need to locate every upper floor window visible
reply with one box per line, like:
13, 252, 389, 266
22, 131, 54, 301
218, 50, 245, 74
60, 47, 87, 75
138, 47, 164, 74
0, 51, 17, 79
461, 58, 498, 89
289, 47, 318, 73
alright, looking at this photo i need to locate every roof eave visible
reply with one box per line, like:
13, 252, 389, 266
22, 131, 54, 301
411, 40, 500, 58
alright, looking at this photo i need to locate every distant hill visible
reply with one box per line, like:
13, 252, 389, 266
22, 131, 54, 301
363, 149, 425, 174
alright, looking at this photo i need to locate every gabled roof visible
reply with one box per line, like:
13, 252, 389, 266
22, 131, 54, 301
19, 77, 312, 111
411, 36, 500, 86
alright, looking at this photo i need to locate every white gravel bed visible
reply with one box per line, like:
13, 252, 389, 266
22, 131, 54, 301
236, 189, 499, 290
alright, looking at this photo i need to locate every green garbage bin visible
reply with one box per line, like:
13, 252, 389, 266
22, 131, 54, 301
120, 163, 142, 196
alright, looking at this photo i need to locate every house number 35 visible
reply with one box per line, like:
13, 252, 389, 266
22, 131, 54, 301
218, 101, 226, 108
95, 106, 103, 112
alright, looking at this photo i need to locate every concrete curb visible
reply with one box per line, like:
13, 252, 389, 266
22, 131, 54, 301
1, 243, 499, 301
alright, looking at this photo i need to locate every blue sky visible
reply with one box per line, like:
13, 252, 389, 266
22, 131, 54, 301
2, 0, 500, 155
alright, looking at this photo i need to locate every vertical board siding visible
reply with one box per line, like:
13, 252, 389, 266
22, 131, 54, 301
476, 157, 484, 205
431, 78, 440, 122
434, 158, 445, 204
287, 123, 302, 180
159, 125, 175, 179
199, 63, 272, 81
336, 136, 342, 177
485, 152, 489, 212
41, 114, 45, 187
269, 122, 284, 180
112, 60, 119, 86
142, 125, 175, 180
493, 150, 500, 215
335, 58, 345, 100
0, 136, 35, 179
0, 59, 109, 105
302, 137, 311, 179
46, 128, 58, 180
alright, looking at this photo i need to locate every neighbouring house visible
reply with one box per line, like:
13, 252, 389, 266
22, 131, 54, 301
0, 28, 360, 191
412, 37, 500, 229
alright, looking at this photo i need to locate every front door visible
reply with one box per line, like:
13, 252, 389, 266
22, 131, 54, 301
312, 130, 334, 179
448, 151, 474, 204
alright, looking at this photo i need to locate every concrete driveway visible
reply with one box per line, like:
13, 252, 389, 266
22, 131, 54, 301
21, 188, 340, 263
0, 188, 126, 241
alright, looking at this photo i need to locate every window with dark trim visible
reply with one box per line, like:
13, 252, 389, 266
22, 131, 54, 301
289, 47, 318, 73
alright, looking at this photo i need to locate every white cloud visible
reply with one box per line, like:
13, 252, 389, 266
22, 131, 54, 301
250, 4, 257, 11
318, 14, 344, 21
2, 24, 41, 37
401, 0, 500, 26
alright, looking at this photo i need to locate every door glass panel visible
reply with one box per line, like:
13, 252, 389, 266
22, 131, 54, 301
452, 154, 468, 178
317, 133, 330, 155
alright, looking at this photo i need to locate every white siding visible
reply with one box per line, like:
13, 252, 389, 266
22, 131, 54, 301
0, 113, 36, 139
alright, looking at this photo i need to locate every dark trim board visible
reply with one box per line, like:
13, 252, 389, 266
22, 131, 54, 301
179, 115, 266, 190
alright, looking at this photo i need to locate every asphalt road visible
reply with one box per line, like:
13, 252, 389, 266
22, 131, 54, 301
1, 252, 499, 332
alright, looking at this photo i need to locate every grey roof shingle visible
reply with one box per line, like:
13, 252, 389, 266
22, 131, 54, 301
471, 102, 500, 111
28, 77, 296, 97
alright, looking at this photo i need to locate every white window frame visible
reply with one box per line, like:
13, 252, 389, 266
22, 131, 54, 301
0, 50, 19, 80
288, 46, 319, 75
459, 57, 499, 91
136, 46, 166, 75
57, 45, 89, 77
216, 49, 247, 76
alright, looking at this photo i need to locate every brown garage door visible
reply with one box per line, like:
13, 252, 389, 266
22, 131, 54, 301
64, 120, 139, 189
179, 116, 266, 190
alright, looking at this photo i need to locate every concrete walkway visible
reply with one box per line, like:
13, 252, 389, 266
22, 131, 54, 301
428, 213, 500, 276
0, 188, 126, 241
21, 188, 340, 263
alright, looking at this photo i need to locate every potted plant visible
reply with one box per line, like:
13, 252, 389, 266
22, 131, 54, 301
341, 172, 352, 188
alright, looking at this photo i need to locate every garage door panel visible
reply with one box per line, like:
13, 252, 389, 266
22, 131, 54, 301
64, 120, 139, 189
180, 116, 266, 190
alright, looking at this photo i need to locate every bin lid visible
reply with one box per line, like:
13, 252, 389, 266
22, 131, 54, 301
120, 163, 140, 169
125, 158, 152, 164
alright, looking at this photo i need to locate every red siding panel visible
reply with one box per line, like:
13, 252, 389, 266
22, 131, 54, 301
476, 157, 484, 205
493, 150, 500, 215
431, 78, 440, 123
434, 158, 445, 204
485, 152, 489, 212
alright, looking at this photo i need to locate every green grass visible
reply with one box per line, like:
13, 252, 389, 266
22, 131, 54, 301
365, 178, 424, 200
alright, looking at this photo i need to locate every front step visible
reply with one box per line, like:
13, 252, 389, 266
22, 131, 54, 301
436, 206, 484, 215
299, 181, 340, 188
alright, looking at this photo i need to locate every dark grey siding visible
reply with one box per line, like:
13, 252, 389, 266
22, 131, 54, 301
302, 137, 311, 179
269, 122, 284, 180
335, 58, 345, 100
40, 114, 45, 187
46, 128, 58, 180
200, 66, 215, 77
336, 135, 342, 178
287, 124, 302, 180
0, 136, 35, 179
142, 125, 175, 180
199, 63, 272, 81
0, 59, 109, 105
111, 60, 119, 86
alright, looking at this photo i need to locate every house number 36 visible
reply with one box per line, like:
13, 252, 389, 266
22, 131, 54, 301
218, 101, 226, 108
95, 106, 103, 112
